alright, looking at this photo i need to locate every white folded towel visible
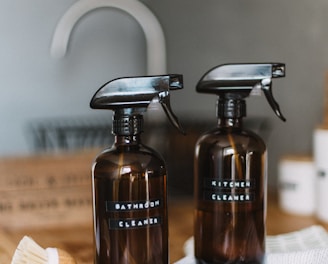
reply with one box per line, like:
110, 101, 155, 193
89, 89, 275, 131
174, 225, 328, 264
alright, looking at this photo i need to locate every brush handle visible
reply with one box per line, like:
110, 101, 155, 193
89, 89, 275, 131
47, 248, 77, 264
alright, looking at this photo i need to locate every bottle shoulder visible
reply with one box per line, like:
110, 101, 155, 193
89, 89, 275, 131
196, 127, 266, 152
96, 144, 164, 161
92, 144, 166, 178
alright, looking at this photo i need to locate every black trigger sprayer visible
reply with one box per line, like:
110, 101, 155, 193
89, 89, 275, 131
90, 74, 185, 135
197, 63, 286, 121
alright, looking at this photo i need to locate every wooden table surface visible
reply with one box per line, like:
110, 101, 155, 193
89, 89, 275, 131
2, 192, 328, 264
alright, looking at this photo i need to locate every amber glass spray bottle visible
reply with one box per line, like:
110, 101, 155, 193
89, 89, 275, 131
90, 75, 184, 264
194, 63, 286, 264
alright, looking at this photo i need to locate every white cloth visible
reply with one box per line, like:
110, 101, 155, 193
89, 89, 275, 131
174, 225, 328, 264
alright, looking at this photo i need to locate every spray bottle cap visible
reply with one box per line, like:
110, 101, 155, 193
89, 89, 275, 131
196, 63, 286, 121
90, 74, 185, 134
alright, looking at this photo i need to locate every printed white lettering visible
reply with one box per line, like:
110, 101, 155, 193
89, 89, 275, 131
109, 200, 161, 212
113, 217, 161, 229
211, 193, 252, 201
208, 180, 252, 188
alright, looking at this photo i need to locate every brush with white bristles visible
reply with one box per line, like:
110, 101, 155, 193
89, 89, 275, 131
11, 236, 77, 264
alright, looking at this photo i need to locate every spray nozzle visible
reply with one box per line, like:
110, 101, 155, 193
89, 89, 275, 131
196, 63, 286, 121
90, 74, 185, 134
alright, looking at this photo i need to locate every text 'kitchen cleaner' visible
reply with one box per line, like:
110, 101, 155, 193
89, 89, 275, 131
194, 63, 286, 264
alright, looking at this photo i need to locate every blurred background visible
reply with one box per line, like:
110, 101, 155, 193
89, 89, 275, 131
1, 0, 328, 194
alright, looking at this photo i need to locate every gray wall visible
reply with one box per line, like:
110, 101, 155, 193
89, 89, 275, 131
2, 0, 328, 188
143, 0, 328, 187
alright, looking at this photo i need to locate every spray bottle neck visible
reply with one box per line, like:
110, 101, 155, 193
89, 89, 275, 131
216, 98, 245, 128
112, 114, 144, 136
217, 98, 246, 118
217, 117, 243, 128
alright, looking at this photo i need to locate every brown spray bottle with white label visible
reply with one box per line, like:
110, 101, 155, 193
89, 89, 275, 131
194, 63, 286, 264
90, 75, 184, 264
